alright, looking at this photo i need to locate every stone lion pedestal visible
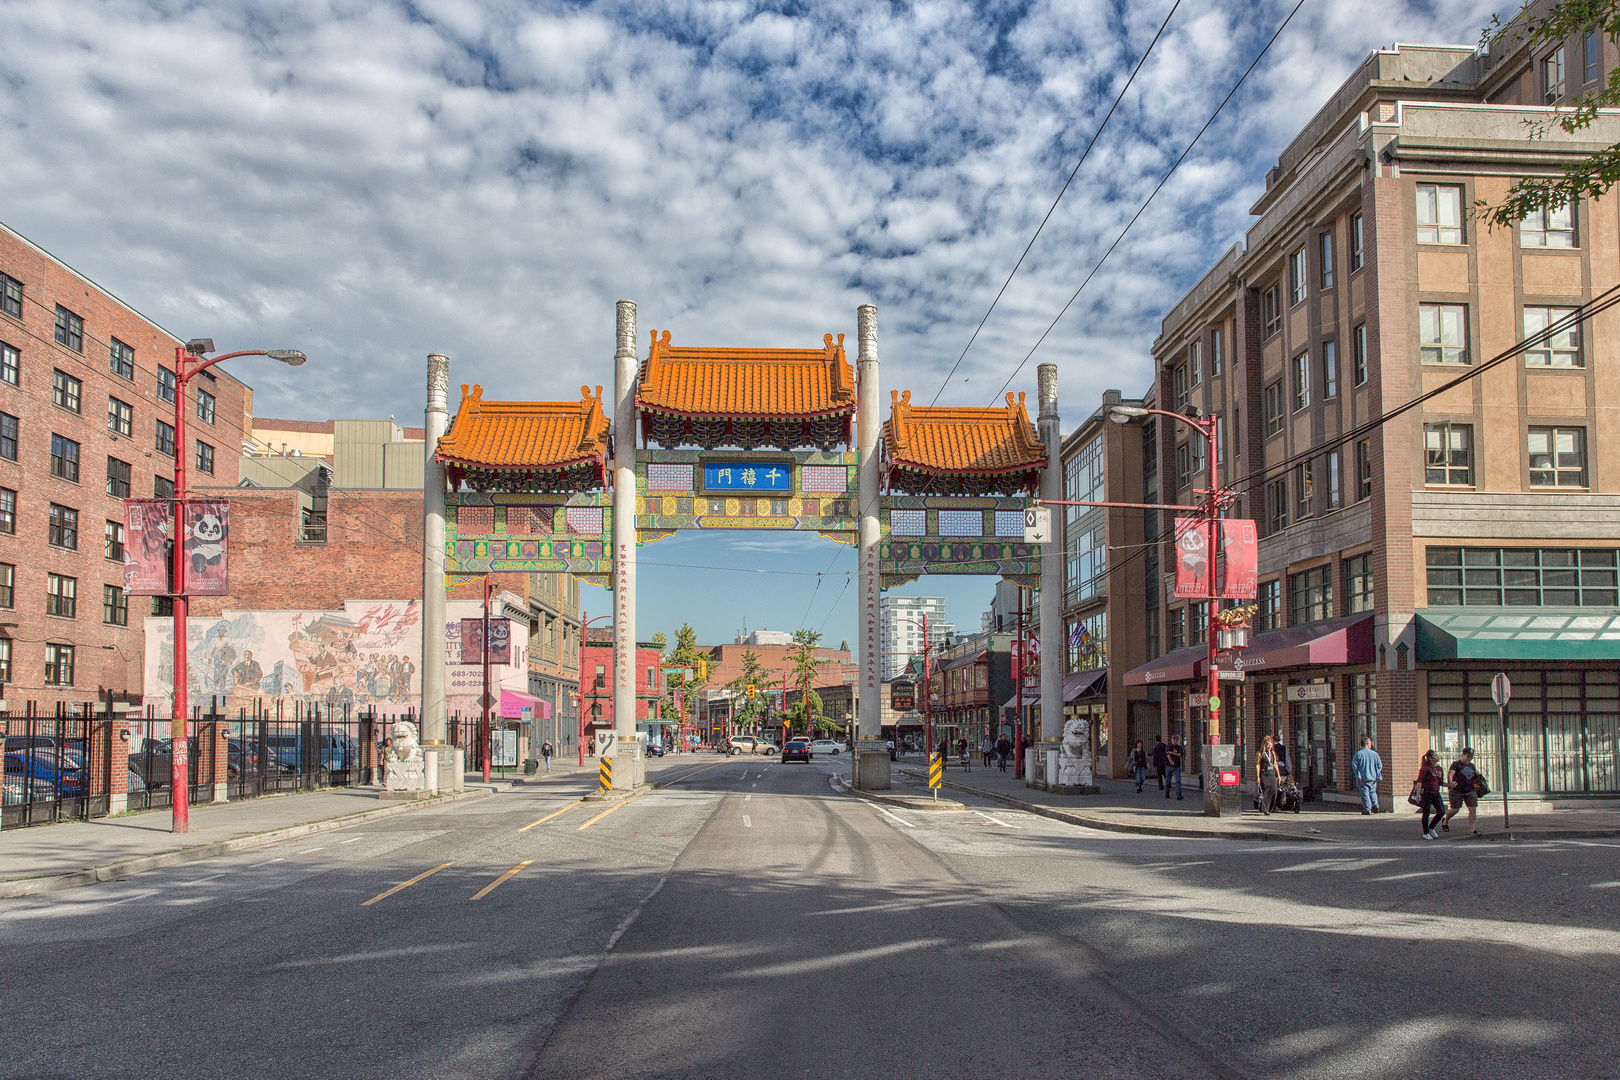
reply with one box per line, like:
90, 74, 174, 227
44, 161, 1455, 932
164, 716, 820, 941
380, 719, 428, 800
1053, 716, 1099, 795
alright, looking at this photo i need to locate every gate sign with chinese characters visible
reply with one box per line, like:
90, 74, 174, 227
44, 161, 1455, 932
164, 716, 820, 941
703, 462, 792, 492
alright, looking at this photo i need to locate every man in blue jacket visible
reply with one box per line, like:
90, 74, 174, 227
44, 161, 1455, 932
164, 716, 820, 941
1351, 736, 1383, 815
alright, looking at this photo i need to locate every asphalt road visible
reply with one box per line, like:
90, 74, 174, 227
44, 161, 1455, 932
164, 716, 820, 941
2, 753, 1617, 1080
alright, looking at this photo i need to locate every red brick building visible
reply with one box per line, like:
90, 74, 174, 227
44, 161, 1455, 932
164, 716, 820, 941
579, 627, 662, 745
0, 220, 249, 708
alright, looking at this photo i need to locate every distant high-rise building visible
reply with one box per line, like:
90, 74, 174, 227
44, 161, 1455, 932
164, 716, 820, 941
879, 596, 952, 680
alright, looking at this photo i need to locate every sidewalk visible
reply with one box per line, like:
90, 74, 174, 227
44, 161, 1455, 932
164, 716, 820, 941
0, 781, 503, 898
890, 757, 1620, 843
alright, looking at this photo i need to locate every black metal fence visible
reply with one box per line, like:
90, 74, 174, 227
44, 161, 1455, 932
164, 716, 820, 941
2, 704, 113, 829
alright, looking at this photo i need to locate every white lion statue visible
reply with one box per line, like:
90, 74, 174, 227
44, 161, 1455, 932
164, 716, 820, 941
384, 719, 426, 791
387, 719, 423, 763
1058, 715, 1094, 788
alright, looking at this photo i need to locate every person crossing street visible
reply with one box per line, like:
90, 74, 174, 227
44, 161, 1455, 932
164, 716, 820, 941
1352, 736, 1382, 814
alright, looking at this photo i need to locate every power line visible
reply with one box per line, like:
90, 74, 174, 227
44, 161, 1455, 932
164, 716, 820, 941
928, 0, 1185, 407
988, 0, 1311, 406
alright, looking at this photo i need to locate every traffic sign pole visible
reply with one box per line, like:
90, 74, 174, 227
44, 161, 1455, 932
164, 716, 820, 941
1492, 672, 1513, 840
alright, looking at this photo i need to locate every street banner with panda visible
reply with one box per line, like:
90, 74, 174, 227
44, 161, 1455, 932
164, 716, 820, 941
184, 499, 230, 596
123, 499, 173, 596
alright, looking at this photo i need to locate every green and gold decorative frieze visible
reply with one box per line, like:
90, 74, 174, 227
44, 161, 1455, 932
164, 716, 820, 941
878, 494, 1040, 584
635, 449, 858, 533
446, 491, 613, 574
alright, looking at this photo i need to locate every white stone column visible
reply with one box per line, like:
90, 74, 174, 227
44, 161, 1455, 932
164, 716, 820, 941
1038, 363, 1064, 743
612, 302, 639, 746
855, 305, 886, 790
421, 354, 451, 745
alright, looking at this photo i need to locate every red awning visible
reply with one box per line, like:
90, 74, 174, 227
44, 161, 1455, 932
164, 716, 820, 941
1001, 667, 1107, 710
500, 690, 551, 720
1123, 615, 1375, 686
1123, 645, 1206, 687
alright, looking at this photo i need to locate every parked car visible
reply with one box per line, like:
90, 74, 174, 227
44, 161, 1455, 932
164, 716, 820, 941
782, 737, 812, 763
725, 736, 778, 756
265, 733, 357, 773
809, 739, 842, 756
4, 750, 85, 799
127, 738, 198, 790
3, 771, 59, 805
645, 742, 666, 757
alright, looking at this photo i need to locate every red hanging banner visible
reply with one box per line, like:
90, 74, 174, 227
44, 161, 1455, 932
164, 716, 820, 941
1217, 519, 1259, 600
1172, 517, 1212, 598
183, 500, 231, 596
460, 618, 512, 664
123, 499, 172, 596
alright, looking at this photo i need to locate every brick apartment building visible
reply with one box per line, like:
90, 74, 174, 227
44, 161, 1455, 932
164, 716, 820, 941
0, 220, 249, 709
1125, 28, 1620, 802
579, 627, 663, 747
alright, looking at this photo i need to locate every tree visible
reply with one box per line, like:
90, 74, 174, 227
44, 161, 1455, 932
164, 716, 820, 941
727, 648, 769, 732
664, 622, 709, 731
787, 628, 826, 735
650, 631, 667, 653
1478, 2, 1620, 228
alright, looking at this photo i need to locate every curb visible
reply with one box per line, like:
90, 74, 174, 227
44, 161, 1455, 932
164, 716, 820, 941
0, 787, 494, 899
830, 773, 964, 810
893, 766, 1332, 842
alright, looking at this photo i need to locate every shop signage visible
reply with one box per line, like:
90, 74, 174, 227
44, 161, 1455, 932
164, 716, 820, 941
1285, 682, 1332, 702
1189, 692, 1208, 707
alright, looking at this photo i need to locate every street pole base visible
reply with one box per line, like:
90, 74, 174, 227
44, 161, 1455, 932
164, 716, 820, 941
582, 784, 649, 803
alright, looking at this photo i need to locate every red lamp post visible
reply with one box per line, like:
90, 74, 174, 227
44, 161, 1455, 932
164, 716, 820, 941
167, 340, 305, 833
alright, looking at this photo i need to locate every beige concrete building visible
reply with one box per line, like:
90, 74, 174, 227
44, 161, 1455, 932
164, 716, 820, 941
1127, 28, 1620, 802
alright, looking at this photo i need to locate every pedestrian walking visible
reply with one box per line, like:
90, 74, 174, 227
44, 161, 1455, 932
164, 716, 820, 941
995, 735, 1011, 771
1443, 747, 1483, 836
1164, 736, 1184, 800
540, 739, 554, 773
980, 736, 994, 769
1152, 737, 1168, 791
1129, 740, 1148, 792
1417, 749, 1447, 839
1351, 736, 1383, 814
1257, 735, 1280, 814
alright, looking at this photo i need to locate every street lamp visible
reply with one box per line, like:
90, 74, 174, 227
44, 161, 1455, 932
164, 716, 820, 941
168, 341, 306, 833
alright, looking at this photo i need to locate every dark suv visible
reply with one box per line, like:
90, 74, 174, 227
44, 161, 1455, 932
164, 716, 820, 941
782, 737, 811, 763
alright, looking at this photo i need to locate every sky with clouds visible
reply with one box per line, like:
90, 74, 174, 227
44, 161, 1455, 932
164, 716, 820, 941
0, 0, 1497, 650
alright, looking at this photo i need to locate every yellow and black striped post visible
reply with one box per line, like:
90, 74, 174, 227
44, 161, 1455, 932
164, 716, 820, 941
928, 752, 943, 791
598, 755, 613, 791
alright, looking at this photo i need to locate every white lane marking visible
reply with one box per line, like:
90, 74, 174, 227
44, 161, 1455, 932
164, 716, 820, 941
176, 873, 227, 886
249, 858, 286, 867
745, 794, 752, 801
296, 847, 326, 855
871, 805, 916, 829
751, 783, 757, 788
339, 836, 364, 844
974, 811, 1020, 829
743, 815, 752, 827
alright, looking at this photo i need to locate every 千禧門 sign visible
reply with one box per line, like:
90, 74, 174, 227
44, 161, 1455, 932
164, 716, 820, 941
703, 463, 792, 492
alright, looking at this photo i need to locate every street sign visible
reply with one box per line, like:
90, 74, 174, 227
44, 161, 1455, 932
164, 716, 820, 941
1206, 695, 1221, 713
928, 753, 943, 789
1023, 506, 1052, 544
1217, 669, 1246, 682
1285, 683, 1332, 702
1491, 672, 1512, 707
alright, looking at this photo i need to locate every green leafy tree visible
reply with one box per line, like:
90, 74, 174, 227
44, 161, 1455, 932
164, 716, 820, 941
1478, 2, 1620, 227
727, 648, 769, 732
786, 628, 826, 736
650, 631, 668, 653
664, 622, 709, 730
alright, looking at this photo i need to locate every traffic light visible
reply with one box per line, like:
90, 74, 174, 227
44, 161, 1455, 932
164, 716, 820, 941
747, 684, 756, 699
696, 659, 708, 681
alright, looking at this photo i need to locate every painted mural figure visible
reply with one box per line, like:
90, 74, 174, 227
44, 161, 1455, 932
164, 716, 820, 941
232, 650, 263, 692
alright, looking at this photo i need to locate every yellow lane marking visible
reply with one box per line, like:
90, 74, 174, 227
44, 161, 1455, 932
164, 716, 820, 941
470, 860, 534, 900
518, 803, 581, 831
577, 794, 645, 830
361, 862, 454, 906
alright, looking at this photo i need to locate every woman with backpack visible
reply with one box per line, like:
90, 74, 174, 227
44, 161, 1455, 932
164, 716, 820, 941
1417, 749, 1447, 839
1129, 740, 1148, 792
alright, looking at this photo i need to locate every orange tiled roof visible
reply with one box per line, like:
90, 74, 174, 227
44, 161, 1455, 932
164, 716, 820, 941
636, 330, 857, 418
436, 384, 609, 470
883, 390, 1047, 475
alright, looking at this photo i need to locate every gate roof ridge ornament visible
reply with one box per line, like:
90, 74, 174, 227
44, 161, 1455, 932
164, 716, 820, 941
882, 388, 1046, 496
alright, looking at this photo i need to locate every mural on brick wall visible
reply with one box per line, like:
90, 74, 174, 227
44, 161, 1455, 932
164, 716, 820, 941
143, 600, 421, 716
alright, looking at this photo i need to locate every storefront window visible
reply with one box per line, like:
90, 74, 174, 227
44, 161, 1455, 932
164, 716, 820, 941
1289, 565, 1334, 625
1067, 610, 1107, 672
1349, 672, 1377, 747
1428, 669, 1619, 793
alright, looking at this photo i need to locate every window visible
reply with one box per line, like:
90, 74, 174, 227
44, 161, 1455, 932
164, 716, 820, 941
156, 419, 175, 456
1523, 307, 1581, 366
48, 503, 78, 550
196, 441, 215, 475
1255, 579, 1282, 632
594, 663, 606, 689
1167, 606, 1186, 651
1323, 340, 1338, 398
103, 584, 128, 626
157, 366, 177, 404
1424, 422, 1473, 485
104, 519, 124, 562
1294, 461, 1314, 520
1266, 478, 1289, 533
1232, 409, 1241, 459
151, 596, 173, 617
1416, 184, 1464, 244
1528, 426, 1587, 487
1521, 204, 1575, 247
1291, 353, 1310, 411
1176, 443, 1193, 493
1352, 324, 1368, 386
1145, 607, 1159, 660
1190, 601, 1208, 642
0, 489, 13, 534
108, 396, 133, 437
1327, 450, 1342, 510
0, 563, 12, 608
1349, 672, 1376, 746
0, 413, 15, 461
45, 643, 74, 686
1288, 248, 1308, 305
154, 475, 174, 500
1349, 213, 1364, 270
46, 574, 76, 618
1189, 341, 1201, 386
1289, 565, 1334, 625
1426, 546, 1618, 607
106, 457, 131, 498
1264, 381, 1285, 437
1320, 232, 1335, 288
1210, 326, 1223, 375
1586, 28, 1600, 83
1544, 46, 1566, 103
0, 273, 20, 319
1262, 284, 1282, 338
1419, 304, 1468, 364
1174, 363, 1189, 407
52, 369, 81, 413
1344, 553, 1374, 614
50, 434, 80, 482
0, 342, 16, 385
54, 306, 83, 352
196, 388, 216, 425
1142, 420, 1157, 478
1215, 413, 1225, 464
0, 639, 10, 683
110, 338, 135, 380
1356, 439, 1373, 500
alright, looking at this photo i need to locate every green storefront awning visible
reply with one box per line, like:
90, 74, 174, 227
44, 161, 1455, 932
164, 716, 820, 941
1415, 609, 1620, 661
